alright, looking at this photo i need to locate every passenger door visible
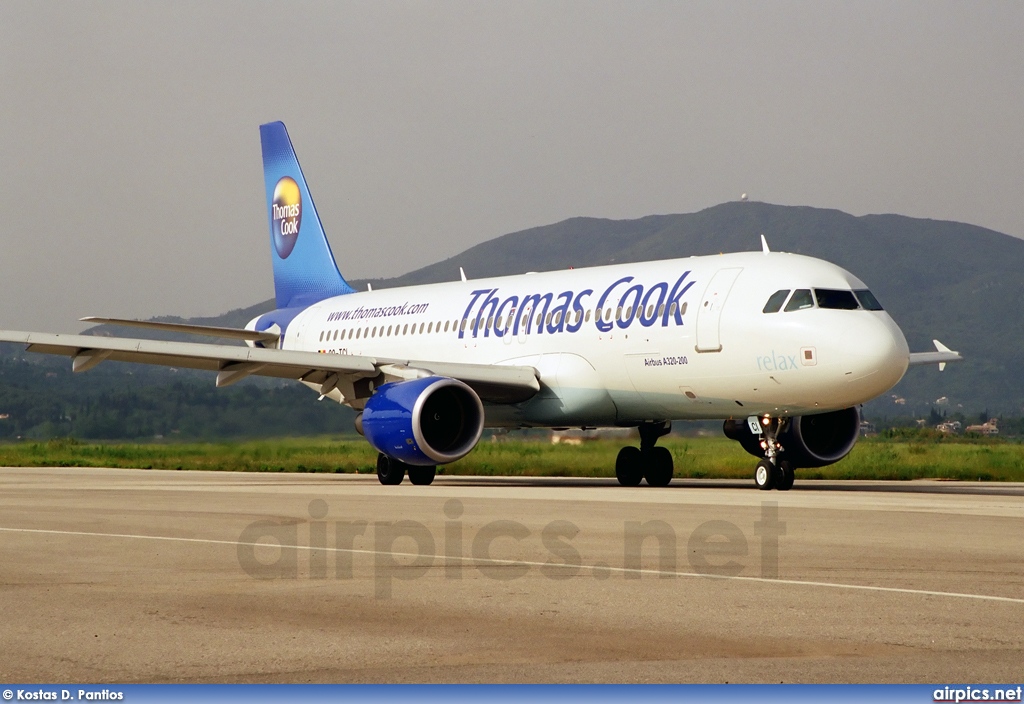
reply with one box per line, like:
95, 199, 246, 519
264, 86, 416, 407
695, 267, 743, 353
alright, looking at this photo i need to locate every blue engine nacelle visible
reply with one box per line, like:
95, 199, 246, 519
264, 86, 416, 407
360, 376, 485, 466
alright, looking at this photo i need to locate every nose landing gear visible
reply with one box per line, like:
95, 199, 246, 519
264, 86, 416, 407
615, 421, 674, 487
752, 417, 795, 491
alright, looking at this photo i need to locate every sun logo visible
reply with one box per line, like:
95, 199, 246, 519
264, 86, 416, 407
271, 176, 302, 258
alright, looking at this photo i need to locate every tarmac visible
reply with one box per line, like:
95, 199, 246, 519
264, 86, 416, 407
1, 467, 1022, 683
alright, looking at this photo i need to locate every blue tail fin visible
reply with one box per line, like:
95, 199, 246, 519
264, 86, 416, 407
260, 121, 355, 308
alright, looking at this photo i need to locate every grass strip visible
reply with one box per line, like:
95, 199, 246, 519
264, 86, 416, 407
1, 436, 1022, 481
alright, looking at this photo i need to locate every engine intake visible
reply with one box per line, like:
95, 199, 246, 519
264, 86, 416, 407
724, 407, 861, 468
361, 376, 484, 466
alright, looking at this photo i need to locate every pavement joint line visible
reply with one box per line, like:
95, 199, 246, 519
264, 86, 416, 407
3, 525, 1023, 605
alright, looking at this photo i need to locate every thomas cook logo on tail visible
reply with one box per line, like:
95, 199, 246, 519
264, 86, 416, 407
272, 176, 302, 258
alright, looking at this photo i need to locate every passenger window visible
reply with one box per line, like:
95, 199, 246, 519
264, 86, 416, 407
854, 289, 884, 311
403, 324, 408, 335
319, 331, 324, 342
669, 302, 678, 316
815, 289, 859, 310
762, 289, 790, 313
784, 289, 815, 312
585, 310, 591, 323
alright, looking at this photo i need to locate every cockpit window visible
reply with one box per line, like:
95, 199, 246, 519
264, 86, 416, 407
815, 289, 859, 310
854, 289, 884, 311
762, 289, 791, 313
784, 289, 815, 312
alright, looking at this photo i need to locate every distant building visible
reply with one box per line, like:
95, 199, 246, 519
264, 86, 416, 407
550, 428, 633, 444
965, 419, 999, 436
936, 420, 961, 434
859, 420, 877, 436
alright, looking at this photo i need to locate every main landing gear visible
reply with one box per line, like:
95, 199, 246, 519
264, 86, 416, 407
376, 453, 436, 486
615, 421, 674, 487
752, 417, 794, 491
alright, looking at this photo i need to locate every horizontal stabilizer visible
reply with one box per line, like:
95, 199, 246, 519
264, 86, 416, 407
81, 317, 280, 344
908, 339, 962, 371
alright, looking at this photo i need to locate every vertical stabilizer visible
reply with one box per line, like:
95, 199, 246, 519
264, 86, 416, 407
260, 121, 355, 308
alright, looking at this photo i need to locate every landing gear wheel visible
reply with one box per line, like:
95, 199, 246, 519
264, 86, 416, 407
376, 453, 406, 485
775, 460, 794, 491
644, 446, 674, 487
754, 459, 776, 491
615, 446, 643, 486
408, 466, 436, 486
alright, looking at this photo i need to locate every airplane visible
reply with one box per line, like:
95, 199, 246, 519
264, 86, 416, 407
0, 122, 962, 489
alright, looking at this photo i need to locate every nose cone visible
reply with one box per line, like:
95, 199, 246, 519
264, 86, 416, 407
840, 313, 910, 402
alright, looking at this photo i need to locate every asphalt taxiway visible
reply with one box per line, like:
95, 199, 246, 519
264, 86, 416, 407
1, 467, 1022, 682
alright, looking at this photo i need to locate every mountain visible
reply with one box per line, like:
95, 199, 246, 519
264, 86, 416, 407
72, 201, 1024, 417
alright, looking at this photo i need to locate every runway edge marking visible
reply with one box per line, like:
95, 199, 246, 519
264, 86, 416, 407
2, 526, 1023, 605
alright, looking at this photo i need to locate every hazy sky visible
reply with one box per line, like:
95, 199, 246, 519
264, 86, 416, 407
2, 1, 1022, 330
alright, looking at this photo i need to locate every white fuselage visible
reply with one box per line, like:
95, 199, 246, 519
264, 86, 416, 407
278, 251, 910, 428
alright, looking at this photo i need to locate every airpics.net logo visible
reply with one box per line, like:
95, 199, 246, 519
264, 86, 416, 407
272, 176, 301, 258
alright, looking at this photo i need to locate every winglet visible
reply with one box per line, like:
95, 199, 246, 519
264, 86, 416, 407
760, 234, 770, 255
459, 267, 467, 281
933, 339, 952, 371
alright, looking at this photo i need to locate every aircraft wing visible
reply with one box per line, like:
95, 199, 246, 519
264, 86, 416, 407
908, 339, 963, 371
0, 330, 540, 404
